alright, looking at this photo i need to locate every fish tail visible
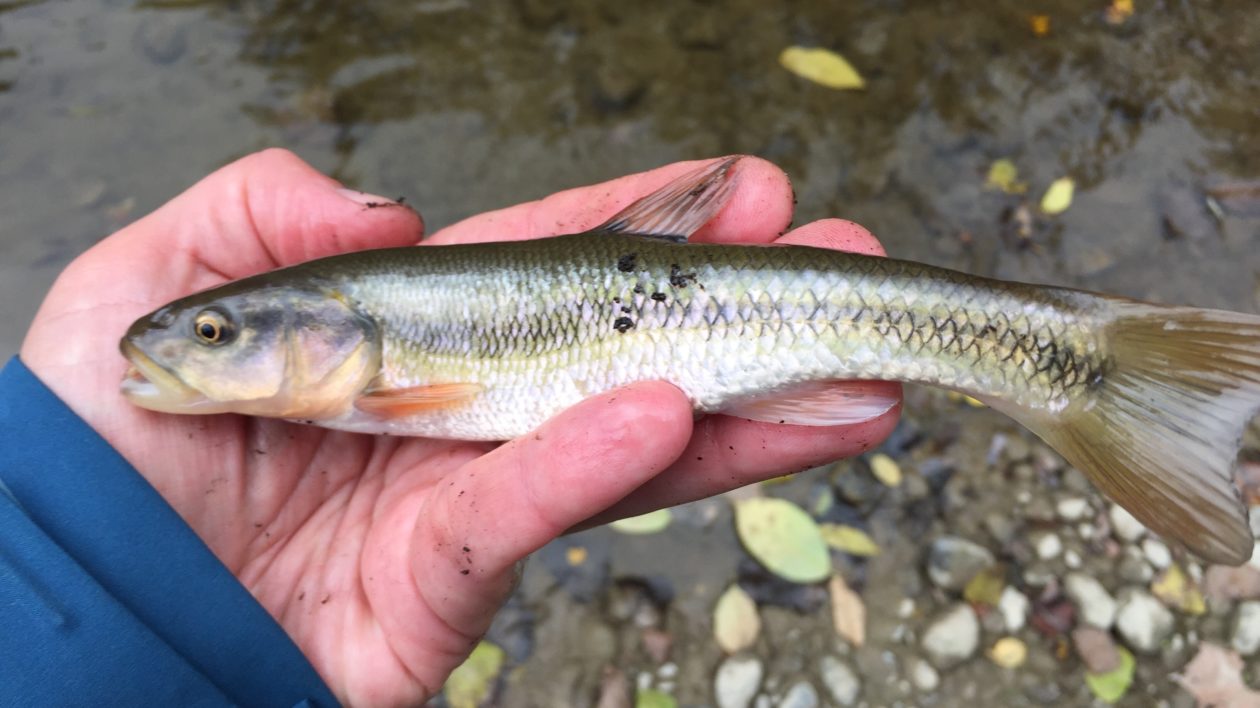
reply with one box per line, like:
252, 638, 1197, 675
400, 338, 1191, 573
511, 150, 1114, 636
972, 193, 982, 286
1014, 301, 1260, 564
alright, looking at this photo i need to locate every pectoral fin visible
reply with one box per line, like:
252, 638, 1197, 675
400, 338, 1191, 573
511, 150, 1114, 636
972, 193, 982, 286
355, 383, 485, 419
594, 156, 742, 243
722, 380, 902, 426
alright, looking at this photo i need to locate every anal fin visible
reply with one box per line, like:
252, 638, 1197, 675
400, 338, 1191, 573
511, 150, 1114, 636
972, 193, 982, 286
722, 380, 901, 426
594, 156, 742, 243
355, 382, 484, 419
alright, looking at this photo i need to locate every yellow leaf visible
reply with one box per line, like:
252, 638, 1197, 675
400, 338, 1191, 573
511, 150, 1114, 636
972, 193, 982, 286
610, 509, 671, 535
1040, 177, 1076, 215
444, 641, 506, 708
1105, 0, 1134, 25
986, 159, 1028, 194
1029, 15, 1051, 37
868, 453, 903, 487
963, 566, 1006, 607
819, 524, 881, 557
714, 584, 761, 653
1151, 565, 1206, 615
829, 575, 866, 646
566, 546, 588, 566
779, 46, 866, 90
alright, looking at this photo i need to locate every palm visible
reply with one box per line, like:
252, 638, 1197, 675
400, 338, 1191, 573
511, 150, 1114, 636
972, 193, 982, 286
21, 150, 899, 705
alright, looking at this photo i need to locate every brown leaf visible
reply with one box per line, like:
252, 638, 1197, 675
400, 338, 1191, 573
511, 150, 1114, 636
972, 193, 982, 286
829, 575, 866, 647
1174, 643, 1260, 708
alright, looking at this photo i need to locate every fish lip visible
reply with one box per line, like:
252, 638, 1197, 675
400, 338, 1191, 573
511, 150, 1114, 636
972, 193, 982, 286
119, 340, 208, 412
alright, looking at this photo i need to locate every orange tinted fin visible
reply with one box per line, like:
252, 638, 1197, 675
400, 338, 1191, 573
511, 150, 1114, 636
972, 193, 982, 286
355, 383, 485, 419
594, 156, 742, 243
722, 380, 902, 426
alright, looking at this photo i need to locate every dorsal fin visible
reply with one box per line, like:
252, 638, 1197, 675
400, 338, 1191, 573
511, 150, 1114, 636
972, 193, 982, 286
594, 156, 742, 243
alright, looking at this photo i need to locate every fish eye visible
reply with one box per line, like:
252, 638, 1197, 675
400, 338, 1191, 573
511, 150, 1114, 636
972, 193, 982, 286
193, 311, 233, 346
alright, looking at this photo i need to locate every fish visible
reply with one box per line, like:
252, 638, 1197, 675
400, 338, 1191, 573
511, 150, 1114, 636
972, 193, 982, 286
120, 157, 1260, 565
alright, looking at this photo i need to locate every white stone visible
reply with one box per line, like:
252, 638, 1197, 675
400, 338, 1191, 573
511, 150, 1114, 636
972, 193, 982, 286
998, 587, 1030, 632
715, 656, 763, 708
1232, 601, 1260, 656
1115, 589, 1174, 654
1065, 549, 1083, 569
1109, 504, 1147, 542
1056, 497, 1090, 521
1065, 573, 1117, 629
818, 656, 860, 706
1034, 532, 1063, 560
779, 681, 819, 708
658, 662, 678, 679
911, 658, 940, 691
1142, 538, 1172, 569
897, 598, 916, 619
922, 603, 980, 669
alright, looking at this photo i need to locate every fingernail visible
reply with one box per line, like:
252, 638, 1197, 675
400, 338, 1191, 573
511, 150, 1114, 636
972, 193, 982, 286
337, 188, 398, 208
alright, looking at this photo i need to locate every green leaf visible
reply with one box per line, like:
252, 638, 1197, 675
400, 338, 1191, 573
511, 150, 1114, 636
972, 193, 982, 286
1040, 177, 1075, 214
735, 498, 831, 583
779, 46, 865, 90
819, 524, 881, 557
444, 641, 506, 708
868, 453, 902, 487
610, 509, 672, 535
963, 565, 1006, 607
986, 159, 1028, 194
714, 584, 761, 653
636, 688, 678, 708
1085, 646, 1135, 704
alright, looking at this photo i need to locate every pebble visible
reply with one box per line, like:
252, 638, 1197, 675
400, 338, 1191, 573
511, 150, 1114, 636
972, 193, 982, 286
818, 656, 861, 706
1109, 504, 1147, 542
1034, 532, 1063, 560
989, 636, 1028, 668
1117, 546, 1154, 584
998, 587, 1030, 632
714, 656, 763, 708
1232, 601, 1260, 656
911, 657, 940, 691
1064, 573, 1118, 629
1142, 538, 1173, 569
983, 513, 1018, 546
922, 603, 980, 669
779, 681, 819, 708
1056, 497, 1091, 521
927, 536, 996, 591
1115, 589, 1174, 654
1064, 549, 1083, 569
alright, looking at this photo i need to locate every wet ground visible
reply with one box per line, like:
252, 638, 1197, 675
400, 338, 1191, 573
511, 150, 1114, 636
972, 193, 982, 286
3, 1, 1260, 706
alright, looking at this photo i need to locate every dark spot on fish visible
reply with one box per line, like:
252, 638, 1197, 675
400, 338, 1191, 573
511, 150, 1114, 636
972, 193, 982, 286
462, 546, 471, 553
461, 569, 470, 575
669, 264, 697, 288
614, 316, 635, 333
621, 305, 632, 313
617, 253, 638, 272
612, 297, 621, 304
778, 419, 785, 424
651, 292, 668, 302
633, 284, 645, 294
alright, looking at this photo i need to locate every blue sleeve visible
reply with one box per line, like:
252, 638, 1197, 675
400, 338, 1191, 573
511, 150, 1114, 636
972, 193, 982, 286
0, 357, 339, 708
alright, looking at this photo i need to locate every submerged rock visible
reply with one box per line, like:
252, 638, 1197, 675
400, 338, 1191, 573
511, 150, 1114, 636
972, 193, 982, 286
714, 656, 763, 708
922, 603, 980, 669
818, 656, 861, 706
998, 587, 1030, 632
910, 657, 940, 691
1115, 589, 1174, 654
1231, 601, 1260, 656
927, 536, 996, 591
779, 681, 819, 708
1065, 573, 1117, 629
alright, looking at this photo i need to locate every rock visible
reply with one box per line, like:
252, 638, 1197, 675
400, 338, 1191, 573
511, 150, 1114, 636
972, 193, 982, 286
1072, 626, 1120, 673
989, 637, 1028, 668
1109, 504, 1147, 542
1142, 538, 1173, 569
998, 587, 1030, 632
983, 513, 1018, 546
1065, 573, 1118, 629
1033, 532, 1063, 560
135, 16, 188, 65
1056, 497, 1090, 521
1064, 549, 1083, 569
1232, 601, 1260, 656
779, 681, 819, 708
911, 657, 939, 691
922, 603, 980, 669
927, 536, 996, 591
1117, 546, 1154, 584
1204, 565, 1260, 603
1116, 589, 1175, 654
818, 656, 861, 706
714, 656, 763, 708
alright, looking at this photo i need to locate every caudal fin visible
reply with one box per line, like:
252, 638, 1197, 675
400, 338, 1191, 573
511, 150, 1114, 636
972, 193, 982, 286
1013, 302, 1260, 565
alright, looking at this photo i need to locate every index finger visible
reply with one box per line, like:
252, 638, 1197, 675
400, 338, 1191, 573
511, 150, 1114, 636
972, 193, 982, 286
423, 157, 796, 246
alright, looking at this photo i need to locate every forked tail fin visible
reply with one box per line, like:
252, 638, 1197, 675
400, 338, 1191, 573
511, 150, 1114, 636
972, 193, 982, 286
1007, 302, 1260, 565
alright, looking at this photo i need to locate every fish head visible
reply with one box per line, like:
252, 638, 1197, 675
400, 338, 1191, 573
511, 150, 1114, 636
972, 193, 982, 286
120, 282, 380, 419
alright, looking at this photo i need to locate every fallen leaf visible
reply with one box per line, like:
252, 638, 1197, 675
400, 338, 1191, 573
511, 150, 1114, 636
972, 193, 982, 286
1029, 14, 1051, 36
636, 689, 678, 708
779, 46, 865, 90
819, 524, 881, 557
444, 641, 506, 708
1104, 0, 1134, 25
567, 546, 589, 566
989, 637, 1028, 668
714, 584, 761, 653
1040, 177, 1075, 215
1175, 642, 1260, 707
611, 509, 672, 535
829, 574, 866, 647
868, 453, 903, 487
1085, 646, 1135, 704
735, 498, 832, 583
1152, 565, 1206, 615
963, 565, 1006, 607
986, 158, 1029, 194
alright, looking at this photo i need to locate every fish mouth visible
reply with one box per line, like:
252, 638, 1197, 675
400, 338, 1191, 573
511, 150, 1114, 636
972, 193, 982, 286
120, 340, 208, 412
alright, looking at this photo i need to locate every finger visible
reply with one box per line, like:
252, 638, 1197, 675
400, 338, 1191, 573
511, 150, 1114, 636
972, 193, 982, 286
585, 218, 901, 523
107, 148, 425, 279
365, 382, 693, 687
424, 156, 795, 246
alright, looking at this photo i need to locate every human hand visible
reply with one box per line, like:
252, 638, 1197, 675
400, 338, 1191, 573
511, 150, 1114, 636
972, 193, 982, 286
21, 149, 900, 705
